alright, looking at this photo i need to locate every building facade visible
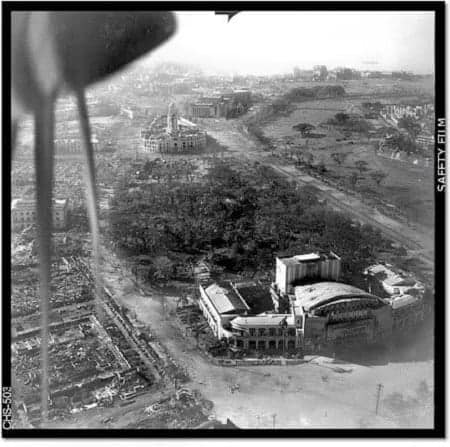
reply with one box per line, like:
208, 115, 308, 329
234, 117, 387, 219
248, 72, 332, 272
198, 283, 249, 339
196, 254, 422, 356
188, 89, 251, 119
11, 198, 69, 231
54, 136, 99, 156
275, 252, 341, 295
228, 314, 301, 352
292, 282, 392, 350
141, 103, 207, 154
364, 263, 426, 331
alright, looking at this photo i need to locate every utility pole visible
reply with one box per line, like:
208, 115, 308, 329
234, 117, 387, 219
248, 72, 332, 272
272, 413, 276, 429
375, 383, 384, 415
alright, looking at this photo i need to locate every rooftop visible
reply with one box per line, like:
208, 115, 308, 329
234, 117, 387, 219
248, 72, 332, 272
277, 251, 340, 266
232, 281, 274, 315
389, 294, 421, 309
294, 281, 384, 311
203, 283, 249, 315
12, 198, 68, 210
364, 264, 422, 289
231, 313, 294, 328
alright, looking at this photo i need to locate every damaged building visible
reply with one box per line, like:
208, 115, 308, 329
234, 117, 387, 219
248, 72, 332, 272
197, 252, 426, 355
11, 197, 70, 232
141, 103, 207, 154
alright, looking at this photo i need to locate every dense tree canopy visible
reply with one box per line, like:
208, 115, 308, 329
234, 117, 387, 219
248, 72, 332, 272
108, 160, 393, 281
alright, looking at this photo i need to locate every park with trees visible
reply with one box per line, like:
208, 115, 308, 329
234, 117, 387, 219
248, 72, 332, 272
108, 159, 394, 287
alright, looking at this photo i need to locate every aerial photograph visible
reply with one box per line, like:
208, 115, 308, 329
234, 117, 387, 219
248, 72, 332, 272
6, 7, 442, 434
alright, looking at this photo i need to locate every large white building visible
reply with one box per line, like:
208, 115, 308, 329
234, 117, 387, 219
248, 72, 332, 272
196, 253, 409, 355
11, 198, 69, 231
275, 252, 341, 295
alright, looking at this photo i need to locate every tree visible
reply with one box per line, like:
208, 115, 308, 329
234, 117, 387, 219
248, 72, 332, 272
315, 161, 327, 174
334, 112, 349, 124
398, 116, 421, 138
351, 120, 371, 140
292, 123, 315, 137
355, 160, 369, 174
302, 152, 315, 167
370, 171, 387, 186
331, 152, 349, 166
153, 256, 174, 281
349, 172, 361, 188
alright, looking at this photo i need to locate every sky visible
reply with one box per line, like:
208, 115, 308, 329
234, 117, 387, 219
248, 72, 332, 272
145, 11, 435, 75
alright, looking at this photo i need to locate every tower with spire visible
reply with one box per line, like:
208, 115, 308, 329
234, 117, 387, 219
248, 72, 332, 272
166, 102, 179, 135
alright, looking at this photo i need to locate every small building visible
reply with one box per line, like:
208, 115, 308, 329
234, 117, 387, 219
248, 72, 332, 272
364, 264, 424, 296
313, 65, 328, 81
189, 102, 218, 118
193, 261, 211, 283
11, 198, 69, 231
364, 263, 426, 331
228, 314, 300, 352
416, 132, 434, 149
54, 136, 99, 155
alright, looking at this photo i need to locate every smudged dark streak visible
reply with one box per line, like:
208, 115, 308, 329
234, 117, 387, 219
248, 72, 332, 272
76, 90, 102, 317
11, 11, 177, 426
11, 120, 18, 158
34, 95, 56, 423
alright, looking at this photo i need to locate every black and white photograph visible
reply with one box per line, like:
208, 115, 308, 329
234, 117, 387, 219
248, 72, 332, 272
2, 2, 445, 437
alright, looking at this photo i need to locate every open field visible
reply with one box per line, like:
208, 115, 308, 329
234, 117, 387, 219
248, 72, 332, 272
200, 118, 434, 269
262, 96, 434, 230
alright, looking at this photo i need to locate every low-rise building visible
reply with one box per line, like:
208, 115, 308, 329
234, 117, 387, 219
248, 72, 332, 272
228, 314, 299, 352
313, 65, 328, 81
188, 89, 251, 119
54, 136, 99, 155
416, 132, 434, 149
198, 282, 250, 339
364, 264, 426, 330
193, 261, 211, 283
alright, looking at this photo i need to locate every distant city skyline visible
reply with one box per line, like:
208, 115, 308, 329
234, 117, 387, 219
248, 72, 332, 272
142, 11, 434, 75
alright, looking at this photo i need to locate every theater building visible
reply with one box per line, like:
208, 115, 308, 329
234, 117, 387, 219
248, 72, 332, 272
292, 282, 392, 350
196, 253, 413, 355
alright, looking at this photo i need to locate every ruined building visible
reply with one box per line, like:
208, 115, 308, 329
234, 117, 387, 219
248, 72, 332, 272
197, 252, 426, 355
141, 103, 207, 154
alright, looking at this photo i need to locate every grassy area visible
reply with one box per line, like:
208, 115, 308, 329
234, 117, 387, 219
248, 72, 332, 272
259, 89, 434, 229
